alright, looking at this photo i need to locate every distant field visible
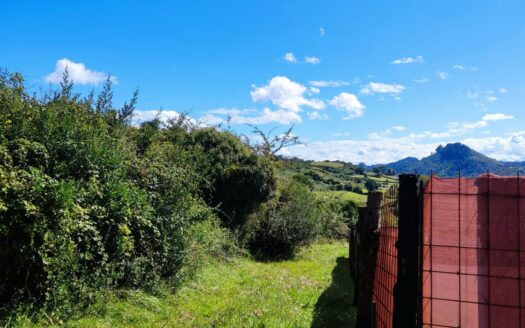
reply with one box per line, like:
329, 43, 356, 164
13, 242, 355, 327
317, 190, 368, 204
310, 161, 345, 169
279, 158, 398, 196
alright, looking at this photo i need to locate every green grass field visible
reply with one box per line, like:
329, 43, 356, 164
318, 190, 367, 204
13, 242, 355, 328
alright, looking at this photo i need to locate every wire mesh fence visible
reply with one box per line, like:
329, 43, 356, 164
352, 173, 525, 327
421, 173, 525, 328
373, 185, 399, 328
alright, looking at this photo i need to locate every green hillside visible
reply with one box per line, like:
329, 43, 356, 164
278, 157, 398, 204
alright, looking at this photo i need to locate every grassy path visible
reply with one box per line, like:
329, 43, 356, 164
19, 242, 355, 327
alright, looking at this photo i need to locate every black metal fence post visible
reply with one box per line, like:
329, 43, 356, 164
393, 174, 422, 328
355, 192, 382, 328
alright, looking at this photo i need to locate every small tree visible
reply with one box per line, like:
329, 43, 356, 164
365, 178, 380, 192
248, 125, 303, 159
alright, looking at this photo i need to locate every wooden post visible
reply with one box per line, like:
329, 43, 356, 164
393, 174, 422, 328
355, 191, 382, 328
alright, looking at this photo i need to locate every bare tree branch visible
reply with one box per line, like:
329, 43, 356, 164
248, 125, 304, 158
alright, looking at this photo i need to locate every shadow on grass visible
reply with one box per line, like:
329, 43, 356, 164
311, 257, 356, 328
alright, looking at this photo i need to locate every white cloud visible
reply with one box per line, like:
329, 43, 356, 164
250, 76, 325, 112
414, 113, 514, 140
329, 92, 365, 119
283, 52, 297, 63
369, 126, 406, 139
202, 107, 302, 125
482, 113, 514, 121
280, 136, 441, 164
391, 56, 424, 64
133, 110, 201, 127
309, 87, 320, 94
304, 56, 320, 64
413, 77, 430, 84
436, 71, 449, 80
45, 58, 117, 85
207, 108, 256, 115
454, 64, 478, 71
486, 96, 498, 102
320, 27, 325, 37
463, 131, 525, 161
361, 82, 405, 95
309, 80, 350, 87
500, 88, 508, 94
280, 130, 525, 164
466, 91, 479, 99
474, 102, 488, 111
307, 111, 328, 120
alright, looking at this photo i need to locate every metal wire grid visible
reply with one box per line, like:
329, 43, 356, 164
421, 173, 524, 328
374, 186, 400, 328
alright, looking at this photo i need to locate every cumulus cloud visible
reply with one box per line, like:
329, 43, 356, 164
466, 91, 479, 99
361, 82, 405, 95
500, 88, 508, 94
463, 131, 525, 161
309, 87, 320, 94
414, 113, 514, 139
320, 27, 325, 37
45, 58, 117, 85
280, 130, 525, 164
436, 71, 449, 80
133, 110, 200, 127
201, 107, 302, 125
250, 76, 325, 112
391, 56, 424, 64
413, 77, 430, 84
309, 80, 350, 87
485, 96, 498, 102
454, 64, 478, 71
482, 113, 514, 121
368, 126, 407, 139
307, 111, 328, 120
283, 52, 297, 63
329, 92, 365, 119
280, 136, 441, 164
304, 56, 320, 64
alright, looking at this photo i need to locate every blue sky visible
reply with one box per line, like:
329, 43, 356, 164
2, 1, 525, 163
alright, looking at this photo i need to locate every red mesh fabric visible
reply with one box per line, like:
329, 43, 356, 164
422, 175, 525, 328
374, 187, 398, 328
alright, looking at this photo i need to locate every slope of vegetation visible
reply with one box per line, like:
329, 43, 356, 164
278, 157, 398, 204
0, 70, 358, 325
9, 242, 354, 328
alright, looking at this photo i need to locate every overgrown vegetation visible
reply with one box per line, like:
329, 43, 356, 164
9, 242, 354, 328
0, 70, 359, 323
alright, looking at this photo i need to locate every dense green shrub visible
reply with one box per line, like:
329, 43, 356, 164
184, 128, 274, 227
242, 180, 320, 260
365, 178, 380, 191
315, 193, 358, 239
0, 71, 263, 320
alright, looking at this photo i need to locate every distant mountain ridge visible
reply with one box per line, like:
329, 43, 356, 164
385, 143, 525, 177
